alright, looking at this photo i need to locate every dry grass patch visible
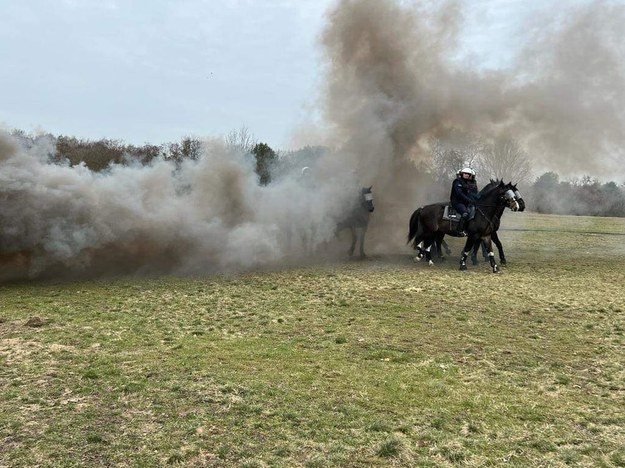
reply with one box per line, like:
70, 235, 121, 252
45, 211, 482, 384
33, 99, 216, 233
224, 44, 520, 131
1, 213, 624, 466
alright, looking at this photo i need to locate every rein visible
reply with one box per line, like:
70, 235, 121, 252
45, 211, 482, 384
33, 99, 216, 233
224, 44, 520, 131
475, 205, 498, 230
473, 189, 508, 229
474, 182, 509, 209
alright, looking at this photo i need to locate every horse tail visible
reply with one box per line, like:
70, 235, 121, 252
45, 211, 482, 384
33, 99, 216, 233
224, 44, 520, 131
407, 208, 422, 248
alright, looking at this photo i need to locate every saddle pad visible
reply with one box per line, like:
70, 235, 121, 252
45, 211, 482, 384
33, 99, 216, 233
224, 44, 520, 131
442, 205, 460, 221
443, 205, 475, 221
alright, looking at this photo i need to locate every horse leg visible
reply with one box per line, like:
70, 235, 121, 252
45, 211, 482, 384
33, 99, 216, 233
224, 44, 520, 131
427, 238, 438, 261
460, 237, 476, 271
435, 234, 446, 261
413, 238, 425, 262
358, 226, 368, 259
483, 236, 499, 273
348, 227, 356, 257
423, 238, 435, 266
492, 231, 506, 265
470, 242, 479, 265
481, 240, 489, 262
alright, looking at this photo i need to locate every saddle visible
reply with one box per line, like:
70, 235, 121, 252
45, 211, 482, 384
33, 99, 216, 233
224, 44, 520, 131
443, 205, 476, 221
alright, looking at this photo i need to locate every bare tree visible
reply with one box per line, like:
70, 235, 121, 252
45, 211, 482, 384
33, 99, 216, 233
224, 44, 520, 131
477, 137, 532, 185
430, 140, 464, 183
429, 130, 486, 183
225, 126, 257, 154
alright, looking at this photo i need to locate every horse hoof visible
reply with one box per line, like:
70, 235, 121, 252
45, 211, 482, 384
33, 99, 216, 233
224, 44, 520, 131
471, 259, 478, 266
413, 255, 423, 262
492, 266, 499, 273
428, 260, 434, 266
500, 259, 507, 266
460, 264, 467, 271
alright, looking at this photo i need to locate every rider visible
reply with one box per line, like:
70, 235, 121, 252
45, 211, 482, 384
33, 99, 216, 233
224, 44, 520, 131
450, 167, 478, 236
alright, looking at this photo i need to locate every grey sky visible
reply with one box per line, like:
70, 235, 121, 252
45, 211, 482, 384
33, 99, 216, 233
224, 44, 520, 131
0, 0, 595, 149
0, 0, 332, 147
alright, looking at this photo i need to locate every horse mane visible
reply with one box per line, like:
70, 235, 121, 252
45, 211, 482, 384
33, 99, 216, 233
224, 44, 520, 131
475, 179, 503, 200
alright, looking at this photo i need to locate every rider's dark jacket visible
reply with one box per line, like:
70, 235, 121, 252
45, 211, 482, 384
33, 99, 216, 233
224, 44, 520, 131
450, 178, 478, 206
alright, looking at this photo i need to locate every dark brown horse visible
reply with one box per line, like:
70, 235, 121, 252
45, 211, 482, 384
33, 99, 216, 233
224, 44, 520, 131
408, 180, 519, 273
336, 186, 374, 258
471, 184, 525, 265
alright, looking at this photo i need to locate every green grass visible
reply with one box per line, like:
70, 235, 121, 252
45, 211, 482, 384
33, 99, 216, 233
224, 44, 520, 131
1, 212, 625, 467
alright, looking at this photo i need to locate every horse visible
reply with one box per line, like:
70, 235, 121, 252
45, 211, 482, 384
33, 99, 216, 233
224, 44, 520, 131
409, 181, 524, 265
407, 180, 519, 272
470, 184, 525, 265
336, 186, 374, 258
418, 183, 525, 266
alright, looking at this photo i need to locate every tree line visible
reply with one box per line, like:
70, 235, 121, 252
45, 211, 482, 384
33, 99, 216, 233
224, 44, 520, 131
10, 128, 277, 184
530, 172, 625, 217
8, 128, 625, 217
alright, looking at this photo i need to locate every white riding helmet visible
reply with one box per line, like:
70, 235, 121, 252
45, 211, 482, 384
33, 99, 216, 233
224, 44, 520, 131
459, 167, 476, 179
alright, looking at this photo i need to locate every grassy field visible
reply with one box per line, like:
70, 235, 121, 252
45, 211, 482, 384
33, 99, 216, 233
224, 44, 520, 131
1, 212, 625, 467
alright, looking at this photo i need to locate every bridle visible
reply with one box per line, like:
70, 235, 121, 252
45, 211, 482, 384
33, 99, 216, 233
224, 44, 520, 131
473, 185, 519, 228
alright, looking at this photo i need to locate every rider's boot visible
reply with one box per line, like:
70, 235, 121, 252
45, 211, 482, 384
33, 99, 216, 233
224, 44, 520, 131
456, 213, 469, 236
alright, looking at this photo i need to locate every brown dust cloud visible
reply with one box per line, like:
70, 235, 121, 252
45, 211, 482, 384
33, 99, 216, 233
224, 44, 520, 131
1, 0, 623, 280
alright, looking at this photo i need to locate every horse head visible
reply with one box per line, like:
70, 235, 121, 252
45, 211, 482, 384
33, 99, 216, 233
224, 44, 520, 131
507, 182, 526, 212
478, 180, 519, 211
500, 181, 520, 211
361, 186, 374, 213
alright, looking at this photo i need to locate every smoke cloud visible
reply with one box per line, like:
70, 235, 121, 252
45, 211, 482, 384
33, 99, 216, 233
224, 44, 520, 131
0, 132, 359, 280
321, 0, 625, 176
1, 0, 623, 279
318, 0, 625, 248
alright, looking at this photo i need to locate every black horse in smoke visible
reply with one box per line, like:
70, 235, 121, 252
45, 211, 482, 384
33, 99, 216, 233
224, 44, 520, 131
407, 180, 519, 273
470, 183, 525, 265
336, 186, 374, 258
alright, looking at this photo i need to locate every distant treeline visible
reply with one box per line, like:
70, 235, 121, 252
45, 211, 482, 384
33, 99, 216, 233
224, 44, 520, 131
12, 131, 204, 170
9, 129, 334, 187
10, 129, 282, 186
8, 130, 625, 217
529, 172, 625, 217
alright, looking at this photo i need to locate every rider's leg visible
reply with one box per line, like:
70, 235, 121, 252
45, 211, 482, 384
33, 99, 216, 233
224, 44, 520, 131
452, 203, 468, 236
457, 212, 469, 235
